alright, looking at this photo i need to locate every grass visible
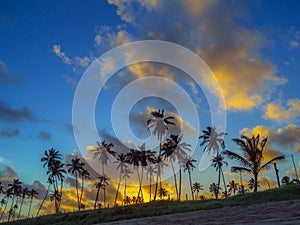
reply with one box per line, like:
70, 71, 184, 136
3, 184, 300, 225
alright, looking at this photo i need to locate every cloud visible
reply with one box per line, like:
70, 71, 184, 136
0, 127, 20, 137
62, 75, 78, 89
52, 45, 72, 64
0, 166, 17, 182
258, 176, 276, 189
107, 0, 286, 111
264, 99, 300, 122
0, 60, 23, 84
241, 124, 300, 153
38, 131, 51, 140
0, 99, 36, 122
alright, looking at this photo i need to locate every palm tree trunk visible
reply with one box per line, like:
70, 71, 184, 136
239, 171, 244, 194
94, 187, 100, 209
137, 167, 141, 198
221, 168, 228, 197
124, 177, 127, 205
79, 176, 84, 210
216, 168, 221, 199
17, 197, 24, 219
0, 201, 7, 221
149, 172, 152, 202
153, 166, 160, 201
36, 183, 50, 217
114, 173, 122, 205
274, 163, 281, 188
179, 167, 182, 201
103, 187, 106, 207
254, 173, 258, 192
75, 173, 80, 211
171, 161, 178, 200
291, 154, 299, 180
8, 196, 15, 221
27, 198, 33, 217
188, 170, 194, 200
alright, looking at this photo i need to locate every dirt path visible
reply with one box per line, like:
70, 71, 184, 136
99, 200, 300, 225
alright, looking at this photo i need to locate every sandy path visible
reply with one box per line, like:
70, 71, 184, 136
99, 200, 300, 225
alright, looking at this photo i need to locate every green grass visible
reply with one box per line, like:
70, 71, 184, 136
3, 184, 300, 225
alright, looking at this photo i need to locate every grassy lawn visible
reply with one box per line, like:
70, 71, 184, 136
3, 184, 300, 225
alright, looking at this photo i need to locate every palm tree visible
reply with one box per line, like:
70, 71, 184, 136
114, 153, 128, 205
183, 157, 197, 200
36, 177, 52, 217
94, 175, 109, 209
209, 183, 220, 199
227, 180, 238, 195
122, 167, 132, 203
17, 187, 28, 219
231, 167, 245, 194
123, 196, 131, 205
158, 187, 168, 200
192, 182, 203, 199
79, 169, 90, 210
248, 178, 255, 191
41, 148, 62, 170
161, 134, 191, 201
7, 179, 22, 221
94, 179, 103, 209
146, 162, 156, 202
147, 109, 175, 201
281, 176, 290, 186
1, 189, 13, 221
211, 152, 228, 198
0, 198, 6, 221
224, 134, 285, 192
199, 126, 227, 154
92, 140, 116, 176
67, 157, 84, 211
27, 188, 38, 217
49, 190, 61, 213
147, 109, 176, 152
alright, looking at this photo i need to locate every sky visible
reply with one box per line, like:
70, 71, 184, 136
0, 0, 300, 216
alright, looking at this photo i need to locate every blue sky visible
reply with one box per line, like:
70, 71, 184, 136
0, 0, 300, 213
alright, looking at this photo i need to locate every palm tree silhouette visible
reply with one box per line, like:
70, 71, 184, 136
183, 157, 197, 200
36, 177, 52, 217
231, 167, 245, 194
94, 175, 109, 209
1, 189, 13, 221
50, 190, 61, 213
147, 109, 175, 201
67, 157, 84, 211
94, 179, 103, 209
41, 148, 62, 170
158, 187, 168, 200
248, 178, 255, 191
92, 141, 116, 176
209, 183, 220, 199
227, 180, 238, 195
161, 134, 191, 201
0, 198, 6, 221
7, 179, 22, 221
122, 167, 132, 203
211, 152, 228, 198
281, 176, 290, 186
17, 187, 28, 219
224, 134, 285, 192
199, 126, 227, 154
27, 188, 38, 218
79, 169, 90, 210
192, 182, 203, 199
114, 153, 128, 205
146, 162, 156, 202
123, 196, 131, 205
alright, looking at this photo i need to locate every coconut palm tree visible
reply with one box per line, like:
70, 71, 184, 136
147, 109, 175, 201
209, 183, 220, 199
192, 182, 203, 199
147, 109, 176, 153
211, 152, 228, 198
199, 126, 227, 154
122, 167, 132, 203
281, 176, 290, 186
1, 189, 13, 221
36, 177, 52, 217
248, 178, 255, 191
224, 134, 285, 192
158, 187, 168, 200
183, 157, 197, 200
227, 180, 238, 195
92, 140, 116, 176
230, 167, 245, 194
114, 153, 128, 205
146, 162, 156, 202
79, 169, 90, 210
67, 157, 84, 211
17, 187, 28, 219
7, 179, 22, 221
27, 188, 38, 217
123, 196, 131, 205
94, 179, 104, 209
161, 134, 191, 201
49, 190, 61, 213
0, 198, 6, 221
41, 148, 62, 170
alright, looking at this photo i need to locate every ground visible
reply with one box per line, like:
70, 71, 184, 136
100, 200, 300, 225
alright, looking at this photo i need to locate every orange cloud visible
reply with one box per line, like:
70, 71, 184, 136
264, 99, 300, 122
